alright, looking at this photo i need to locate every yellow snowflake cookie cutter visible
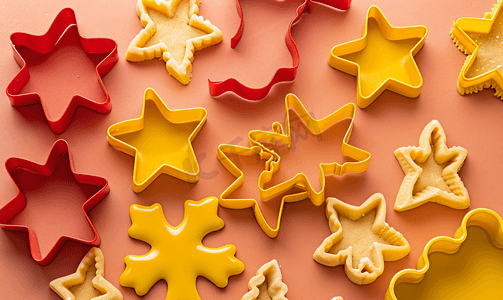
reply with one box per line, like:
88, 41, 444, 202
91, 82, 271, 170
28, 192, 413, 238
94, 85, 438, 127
218, 93, 371, 238
394, 120, 469, 211
385, 208, 503, 299
120, 197, 244, 300
50, 247, 123, 300
107, 88, 207, 193
328, 5, 427, 108
126, 0, 223, 84
451, 0, 503, 98
313, 193, 410, 285
241, 259, 288, 300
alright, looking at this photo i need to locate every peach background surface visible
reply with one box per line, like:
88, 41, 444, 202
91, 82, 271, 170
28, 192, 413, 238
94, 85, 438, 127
1, 0, 503, 299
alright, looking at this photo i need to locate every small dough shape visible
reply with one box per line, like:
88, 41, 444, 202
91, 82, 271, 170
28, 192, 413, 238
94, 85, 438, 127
394, 120, 469, 211
49, 247, 123, 300
126, 0, 223, 84
313, 193, 410, 285
241, 259, 288, 300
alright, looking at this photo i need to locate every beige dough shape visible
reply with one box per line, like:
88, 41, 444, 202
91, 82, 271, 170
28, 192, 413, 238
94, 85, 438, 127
313, 193, 410, 285
49, 247, 123, 300
394, 120, 469, 211
126, 0, 223, 84
241, 259, 288, 300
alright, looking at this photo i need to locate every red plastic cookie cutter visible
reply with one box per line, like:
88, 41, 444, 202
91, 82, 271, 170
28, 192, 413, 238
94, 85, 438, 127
0, 140, 109, 265
208, 0, 351, 100
6, 8, 119, 134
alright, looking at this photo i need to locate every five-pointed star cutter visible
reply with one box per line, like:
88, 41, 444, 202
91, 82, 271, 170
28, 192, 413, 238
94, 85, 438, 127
6, 8, 118, 134
328, 5, 428, 108
218, 94, 371, 238
107, 88, 207, 193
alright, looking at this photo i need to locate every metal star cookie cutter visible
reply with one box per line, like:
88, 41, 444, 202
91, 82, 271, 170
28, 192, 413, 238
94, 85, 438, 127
6, 8, 118, 134
208, 0, 351, 100
0, 140, 109, 265
218, 93, 370, 238
385, 208, 503, 300
451, 0, 503, 98
107, 88, 207, 193
328, 5, 427, 108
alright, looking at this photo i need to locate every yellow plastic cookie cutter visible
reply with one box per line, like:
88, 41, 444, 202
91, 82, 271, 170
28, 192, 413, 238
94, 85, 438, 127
328, 6, 428, 108
217, 143, 309, 238
385, 208, 503, 300
107, 88, 207, 192
451, 0, 503, 98
218, 93, 371, 238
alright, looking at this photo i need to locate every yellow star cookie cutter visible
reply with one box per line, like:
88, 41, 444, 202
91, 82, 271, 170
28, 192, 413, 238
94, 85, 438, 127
241, 259, 288, 300
218, 93, 371, 238
394, 120, 469, 211
247, 94, 371, 206
50, 247, 123, 300
107, 88, 207, 192
328, 6, 427, 108
385, 208, 503, 300
126, 0, 223, 84
313, 193, 410, 285
451, 0, 503, 98
120, 197, 244, 300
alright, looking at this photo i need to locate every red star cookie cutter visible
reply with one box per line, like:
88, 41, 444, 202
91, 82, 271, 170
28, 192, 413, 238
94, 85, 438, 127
208, 0, 351, 100
6, 8, 119, 134
0, 140, 109, 265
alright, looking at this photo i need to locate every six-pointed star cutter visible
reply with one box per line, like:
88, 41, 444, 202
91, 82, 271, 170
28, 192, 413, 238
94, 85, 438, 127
0, 140, 109, 265
6, 8, 118, 134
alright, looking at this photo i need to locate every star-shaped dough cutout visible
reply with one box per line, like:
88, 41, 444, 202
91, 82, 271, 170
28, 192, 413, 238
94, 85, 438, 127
107, 88, 207, 193
394, 120, 469, 211
451, 0, 503, 98
248, 93, 371, 206
0, 140, 109, 265
126, 0, 222, 84
50, 247, 123, 300
218, 143, 308, 238
328, 6, 427, 108
313, 193, 410, 285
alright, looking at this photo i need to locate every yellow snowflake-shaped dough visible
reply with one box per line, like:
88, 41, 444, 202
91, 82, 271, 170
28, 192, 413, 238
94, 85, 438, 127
120, 197, 244, 300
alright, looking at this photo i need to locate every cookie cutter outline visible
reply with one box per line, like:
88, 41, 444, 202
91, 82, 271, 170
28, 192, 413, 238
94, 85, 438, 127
107, 88, 208, 193
0, 139, 109, 265
451, 0, 503, 98
218, 93, 370, 238
125, 0, 223, 85
6, 7, 119, 134
328, 5, 428, 108
385, 208, 503, 300
208, 0, 352, 100
217, 143, 309, 238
